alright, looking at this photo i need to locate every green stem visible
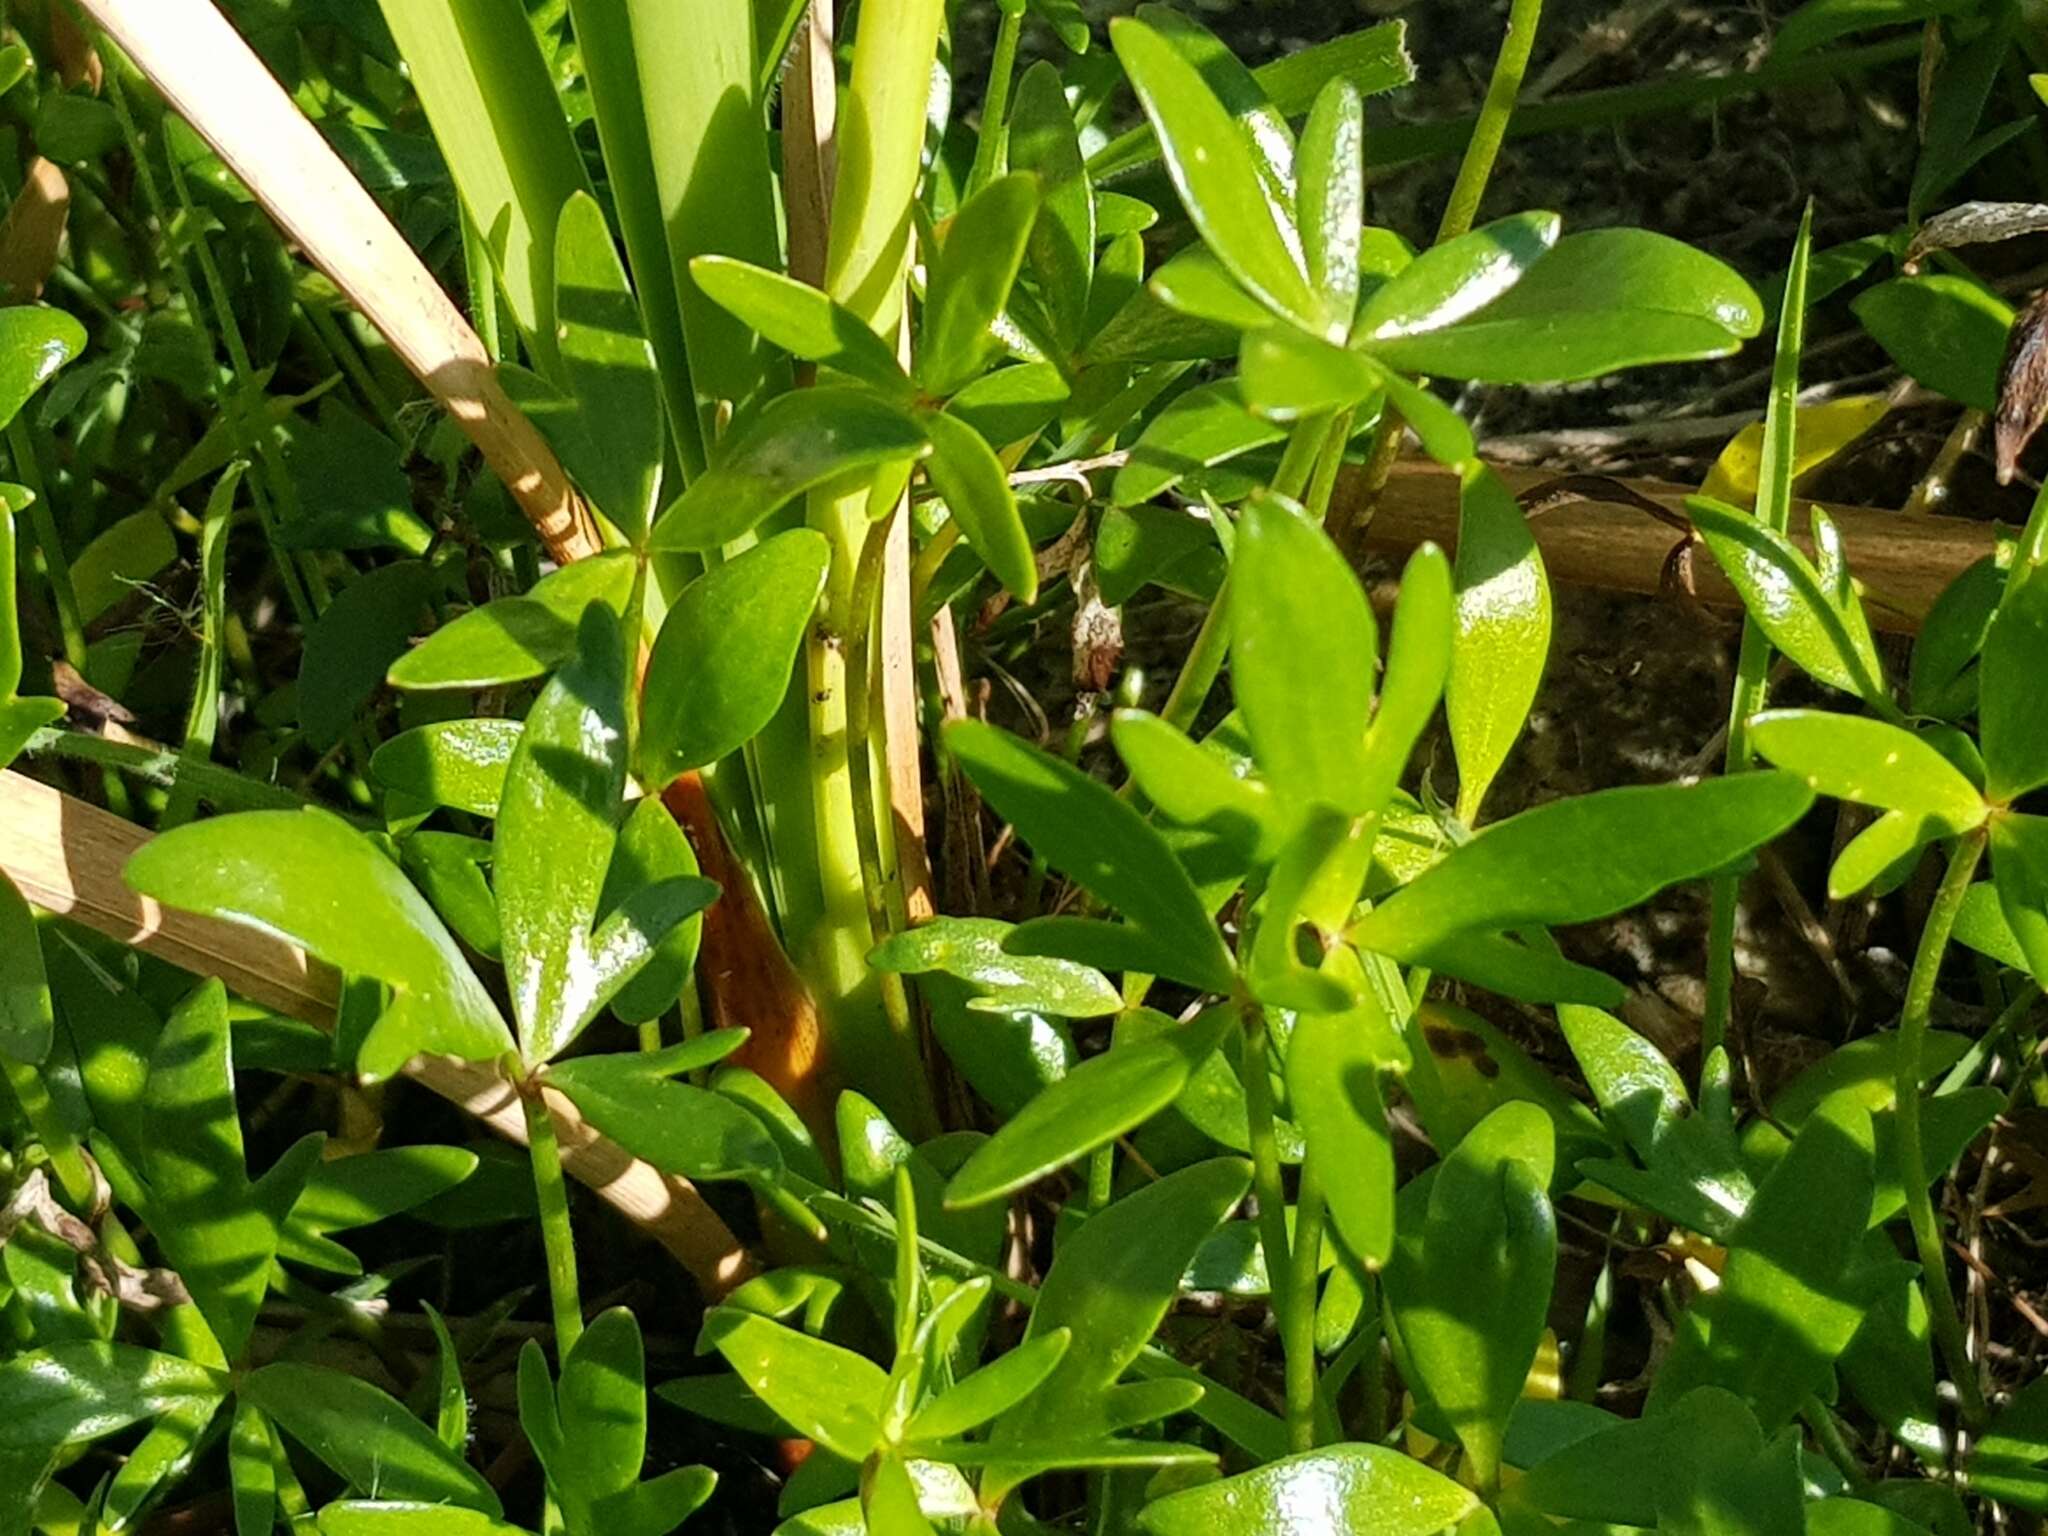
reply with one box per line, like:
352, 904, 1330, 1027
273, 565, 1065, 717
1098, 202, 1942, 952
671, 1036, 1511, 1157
1896, 825, 1989, 1431
1284, 1156, 1326, 1452
965, 5, 1025, 197
1436, 0, 1543, 242
1271, 413, 1332, 503
521, 1088, 584, 1360
1239, 996, 1295, 1376
1303, 408, 1355, 525
1936, 981, 2040, 1095
1802, 1394, 1871, 1492
1157, 579, 1233, 737
8, 419, 86, 673
1702, 874, 1738, 1072
24, 727, 344, 815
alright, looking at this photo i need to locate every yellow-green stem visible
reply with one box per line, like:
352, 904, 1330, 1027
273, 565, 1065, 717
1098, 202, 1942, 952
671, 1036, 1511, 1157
1436, 0, 1544, 244
1284, 1156, 1326, 1452
521, 1088, 584, 1360
1895, 824, 1989, 1430
1239, 997, 1296, 1394
965, 5, 1024, 197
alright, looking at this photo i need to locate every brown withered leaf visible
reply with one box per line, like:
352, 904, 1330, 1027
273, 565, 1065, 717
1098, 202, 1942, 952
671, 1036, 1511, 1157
1994, 288, 2048, 484
0, 158, 68, 303
1904, 200, 2048, 273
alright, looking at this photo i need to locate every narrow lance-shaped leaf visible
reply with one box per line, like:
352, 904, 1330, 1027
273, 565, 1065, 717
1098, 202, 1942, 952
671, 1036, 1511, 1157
689, 255, 908, 394
1449, 464, 1549, 824
920, 173, 1040, 397
869, 918, 1122, 1017
946, 720, 1235, 991
1296, 79, 1365, 324
0, 1343, 225, 1453
1353, 774, 1817, 960
1008, 62, 1094, 353
1138, 1444, 1478, 1536
922, 408, 1038, 603
125, 810, 513, 1082
649, 388, 930, 551
1748, 710, 1985, 830
696, 1308, 887, 1461
1357, 211, 1560, 340
0, 480, 64, 769
388, 551, 636, 692
0, 872, 52, 1064
1287, 949, 1399, 1265
639, 530, 831, 786
1982, 567, 2048, 804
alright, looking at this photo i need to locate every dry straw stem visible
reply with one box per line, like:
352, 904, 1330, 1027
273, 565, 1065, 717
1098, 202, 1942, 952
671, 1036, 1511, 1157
72, 0, 604, 566
0, 767, 755, 1299
1350, 460, 2000, 633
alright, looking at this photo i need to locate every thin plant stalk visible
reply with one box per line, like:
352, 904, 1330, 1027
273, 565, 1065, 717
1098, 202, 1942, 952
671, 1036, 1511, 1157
1895, 824, 1990, 1431
521, 1087, 585, 1360
7, 420, 86, 673
1239, 995, 1296, 1402
965, 4, 1025, 197
1436, 0, 1544, 243
1284, 1156, 1327, 1451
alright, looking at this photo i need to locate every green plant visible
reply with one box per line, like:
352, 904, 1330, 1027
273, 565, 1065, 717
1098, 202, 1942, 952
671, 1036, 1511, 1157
4, 0, 2048, 1531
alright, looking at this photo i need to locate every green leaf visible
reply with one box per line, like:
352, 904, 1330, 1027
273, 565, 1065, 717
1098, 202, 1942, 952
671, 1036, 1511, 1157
1111, 380, 1286, 506
599, 797, 705, 1025
554, 190, 663, 539
1991, 813, 2048, 992
317, 1505, 535, 1536
371, 719, 522, 817
1297, 80, 1365, 322
146, 980, 321, 1359
229, 1401, 275, 1536
1138, 1444, 1477, 1536
1449, 464, 1549, 823
1687, 497, 1887, 707
869, 918, 1120, 1017
1853, 275, 2010, 411
944, 1006, 1234, 1207
70, 508, 177, 621
993, 1158, 1250, 1446
1911, 555, 2001, 719
1008, 62, 1094, 353
649, 389, 929, 551
1748, 711, 1984, 829
1357, 211, 1560, 340
545, 1051, 781, 1182
1649, 1093, 1899, 1428
244, 1362, 501, 1515
1387, 1102, 1556, 1486
1774, 0, 1971, 57
904, 1330, 1071, 1442
281, 401, 431, 555
1362, 544, 1454, 815
0, 1343, 222, 1452
921, 174, 1039, 397
1366, 230, 1763, 382
0, 873, 51, 1064
279, 1147, 481, 1272
1109, 17, 1325, 337
1557, 1004, 1690, 1163
0, 306, 85, 434
946, 720, 1235, 991
690, 256, 907, 394
945, 362, 1071, 445
922, 408, 1037, 603
526, 1308, 657, 1525
0, 483, 63, 769
866, 1454, 938, 1536
1232, 492, 1374, 812
1238, 325, 1381, 420
1353, 774, 1816, 961
124, 810, 513, 1082
1286, 954, 1397, 1265
1112, 709, 1288, 866
300, 561, 446, 749
1149, 246, 1276, 334
422, 1305, 468, 1454
639, 530, 831, 785
1982, 568, 2048, 804
388, 552, 636, 691
696, 1308, 886, 1461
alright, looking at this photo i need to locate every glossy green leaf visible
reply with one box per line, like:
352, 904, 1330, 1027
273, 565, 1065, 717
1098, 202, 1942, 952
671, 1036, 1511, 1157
1557, 1004, 1689, 1163
125, 809, 513, 1082
1149, 246, 1275, 334
1387, 1102, 1556, 1486
547, 1049, 779, 1183
1297, 79, 1365, 322
1233, 492, 1374, 812
1110, 17, 1324, 337
1354, 774, 1815, 960
640, 529, 831, 785
945, 361, 1071, 445
922, 407, 1037, 603
1853, 275, 2010, 411
1357, 212, 1559, 340
1687, 497, 1887, 706
554, 190, 663, 538
0, 1343, 222, 1452
1361, 544, 1454, 816
146, 980, 321, 1359
866, 1454, 938, 1536
1237, 325, 1381, 421
1008, 62, 1094, 352
0, 306, 85, 433
904, 1330, 1071, 1442
279, 1146, 480, 1272
690, 256, 907, 394
869, 918, 1119, 1017
1287, 955, 1397, 1265
921, 174, 1039, 397
947, 719, 1234, 991
229, 1400, 275, 1536
600, 797, 705, 1024
1449, 464, 1549, 823
0, 487, 63, 770
316, 1505, 535, 1536
1112, 381, 1286, 506
422, 1305, 468, 1454
697, 1308, 886, 1461
371, 719, 522, 816
244, 1362, 501, 1515
1982, 567, 2048, 803
1992, 813, 2048, 992
1112, 709, 1288, 865
993, 1158, 1249, 1445
1367, 230, 1763, 382
1138, 1444, 1477, 1536
650, 389, 929, 551
72, 509, 179, 618
1649, 1092, 1899, 1427
388, 552, 636, 691
523, 1308, 671, 1529
1749, 711, 1984, 829
945, 1006, 1233, 1207
0, 872, 51, 1064
1827, 808, 1939, 901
